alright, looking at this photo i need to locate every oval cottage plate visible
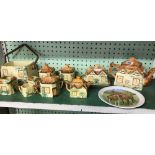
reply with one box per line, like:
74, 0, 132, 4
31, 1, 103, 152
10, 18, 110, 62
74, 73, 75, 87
98, 86, 145, 109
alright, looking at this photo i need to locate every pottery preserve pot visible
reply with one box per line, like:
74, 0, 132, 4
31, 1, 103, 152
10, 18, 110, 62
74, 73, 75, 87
0, 76, 18, 95
83, 64, 109, 86
19, 76, 40, 97
66, 76, 90, 98
1, 44, 39, 80
109, 57, 155, 91
19, 83, 36, 97
59, 64, 75, 82
40, 75, 63, 98
39, 64, 55, 78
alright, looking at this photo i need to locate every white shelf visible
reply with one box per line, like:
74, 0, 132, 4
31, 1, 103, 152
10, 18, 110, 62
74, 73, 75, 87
1, 101, 155, 114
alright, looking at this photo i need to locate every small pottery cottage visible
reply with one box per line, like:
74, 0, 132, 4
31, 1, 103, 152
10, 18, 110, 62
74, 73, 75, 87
0, 77, 18, 95
19, 76, 40, 97
39, 64, 55, 78
66, 76, 90, 98
83, 64, 109, 86
1, 61, 39, 80
60, 64, 75, 82
40, 75, 63, 98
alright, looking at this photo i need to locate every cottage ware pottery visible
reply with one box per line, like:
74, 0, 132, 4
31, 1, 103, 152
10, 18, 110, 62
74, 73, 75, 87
60, 64, 75, 82
109, 57, 155, 90
83, 64, 109, 86
153, 58, 155, 79
0, 76, 18, 95
98, 86, 145, 109
40, 75, 63, 97
1, 44, 39, 80
39, 64, 55, 78
19, 82, 37, 97
66, 76, 90, 98
27, 76, 40, 92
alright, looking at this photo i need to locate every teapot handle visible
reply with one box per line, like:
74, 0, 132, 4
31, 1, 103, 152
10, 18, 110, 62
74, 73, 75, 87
65, 82, 70, 92
18, 86, 22, 92
4, 44, 39, 64
60, 80, 64, 88
109, 63, 120, 78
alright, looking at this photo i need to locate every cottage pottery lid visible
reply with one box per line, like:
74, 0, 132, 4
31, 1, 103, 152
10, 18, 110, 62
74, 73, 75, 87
86, 64, 106, 75
40, 64, 54, 73
69, 76, 88, 89
119, 57, 145, 74
60, 64, 75, 73
41, 75, 60, 84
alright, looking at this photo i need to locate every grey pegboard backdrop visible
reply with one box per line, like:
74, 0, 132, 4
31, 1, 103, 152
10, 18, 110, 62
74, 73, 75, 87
2, 41, 155, 75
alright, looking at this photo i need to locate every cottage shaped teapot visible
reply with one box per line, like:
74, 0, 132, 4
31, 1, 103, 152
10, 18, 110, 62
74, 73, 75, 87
66, 76, 91, 98
109, 57, 155, 90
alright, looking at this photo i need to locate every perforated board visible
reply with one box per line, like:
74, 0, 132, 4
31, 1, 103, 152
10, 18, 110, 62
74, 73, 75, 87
2, 41, 155, 75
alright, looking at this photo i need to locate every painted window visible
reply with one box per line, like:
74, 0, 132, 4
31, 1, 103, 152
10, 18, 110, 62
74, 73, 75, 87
88, 76, 93, 82
42, 87, 50, 94
1, 86, 7, 92
72, 91, 77, 96
2, 69, 8, 76
116, 76, 124, 83
64, 75, 68, 81
101, 76, 105, 82
132, 78, 140, 86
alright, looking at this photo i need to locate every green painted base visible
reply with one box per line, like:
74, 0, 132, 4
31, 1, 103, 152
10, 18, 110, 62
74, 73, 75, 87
1, 80, 155, 110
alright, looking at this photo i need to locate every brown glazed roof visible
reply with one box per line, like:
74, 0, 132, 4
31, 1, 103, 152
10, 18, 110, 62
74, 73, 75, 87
41, 75, 60, 84
118, 57, 145, 75
60, 64, 75, 73
69, 76, 88, 89
40, 64, 54, 73
85, 64, 106, 75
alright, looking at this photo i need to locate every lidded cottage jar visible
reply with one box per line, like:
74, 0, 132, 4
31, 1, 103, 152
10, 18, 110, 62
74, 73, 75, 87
59, 64, 75, 82
40, 75, 63, 97
0, 76, 18, 95
39, 64, 55, 78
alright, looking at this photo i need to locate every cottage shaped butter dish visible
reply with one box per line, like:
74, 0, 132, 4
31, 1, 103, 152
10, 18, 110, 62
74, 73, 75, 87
83, 64, 109, 86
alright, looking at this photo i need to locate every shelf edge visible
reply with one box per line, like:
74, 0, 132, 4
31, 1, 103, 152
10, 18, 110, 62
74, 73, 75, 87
0, 101, 155, 114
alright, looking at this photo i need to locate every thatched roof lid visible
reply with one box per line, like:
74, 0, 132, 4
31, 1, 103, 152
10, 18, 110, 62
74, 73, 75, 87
60, 64, 75, 73
69, 76, 88, 89
40, 64, 54, 73
85, 64, 107, 75
118, 57, 145, 75
41, 75, 60, 84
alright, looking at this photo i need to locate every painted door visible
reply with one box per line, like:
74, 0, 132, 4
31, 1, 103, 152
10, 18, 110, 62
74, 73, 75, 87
18, 70, 25, 78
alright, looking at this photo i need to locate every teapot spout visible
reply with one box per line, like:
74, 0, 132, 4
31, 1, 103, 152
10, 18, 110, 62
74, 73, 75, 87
109, 63, 121, 78
144, 68, 155, 86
